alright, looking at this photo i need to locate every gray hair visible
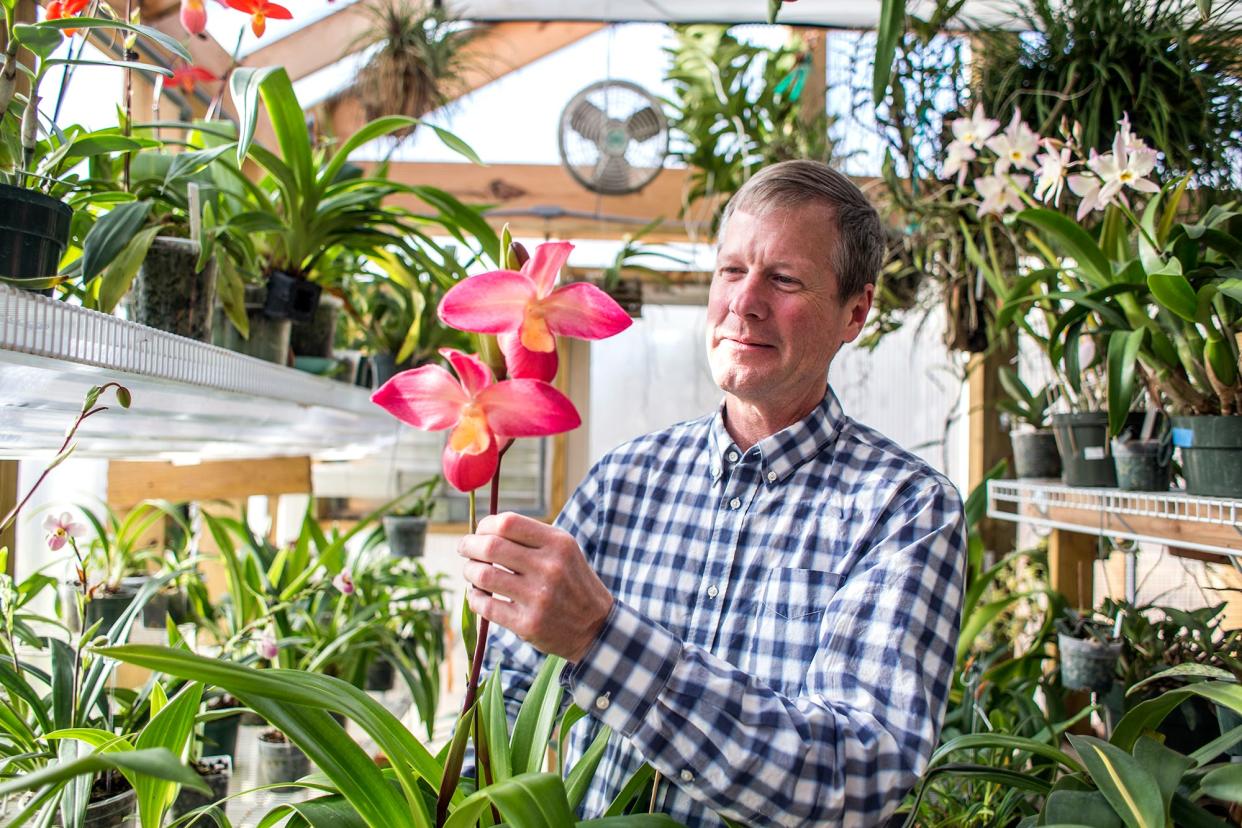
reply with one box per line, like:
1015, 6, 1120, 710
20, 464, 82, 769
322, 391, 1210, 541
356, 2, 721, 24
718, 160, 886, 302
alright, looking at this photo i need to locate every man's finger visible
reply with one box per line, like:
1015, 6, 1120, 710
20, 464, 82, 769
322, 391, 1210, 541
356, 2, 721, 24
476, 511, 553, 546
467, 586, 522, 633
458, 533, 530, 573
462, 559, 522, 599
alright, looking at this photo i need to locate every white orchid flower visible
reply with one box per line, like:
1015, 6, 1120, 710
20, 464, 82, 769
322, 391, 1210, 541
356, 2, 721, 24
1092, 129, 1159, 205
1034, 145, 1072, 206
985, 110, 1041, 173
943, 139, 977, 184
976, 173, 1030, 217
951, 104, 1000, 149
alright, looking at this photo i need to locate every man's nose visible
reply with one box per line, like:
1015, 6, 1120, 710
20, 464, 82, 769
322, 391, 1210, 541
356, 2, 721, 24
729, 270, 767, 319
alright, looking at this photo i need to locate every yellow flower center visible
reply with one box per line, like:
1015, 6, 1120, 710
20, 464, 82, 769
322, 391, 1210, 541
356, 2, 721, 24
1120, 170, 1134, 182
520, 303, 556, 352
449, 405, 491, 455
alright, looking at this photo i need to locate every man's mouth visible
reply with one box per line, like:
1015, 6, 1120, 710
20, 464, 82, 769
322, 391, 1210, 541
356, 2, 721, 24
723, 337, 772, 349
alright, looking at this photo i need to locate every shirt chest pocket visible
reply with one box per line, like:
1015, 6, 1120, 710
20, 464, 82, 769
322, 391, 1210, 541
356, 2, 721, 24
759, 567, 845, 621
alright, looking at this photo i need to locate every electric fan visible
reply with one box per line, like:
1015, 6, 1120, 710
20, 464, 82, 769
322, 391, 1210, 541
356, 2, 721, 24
557, 79, 668, 196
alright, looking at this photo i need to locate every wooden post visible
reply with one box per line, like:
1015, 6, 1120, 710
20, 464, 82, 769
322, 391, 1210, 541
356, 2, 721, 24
1048, 528, 1098, 611
0, 461, 17, 576
967, 346, 1017, 556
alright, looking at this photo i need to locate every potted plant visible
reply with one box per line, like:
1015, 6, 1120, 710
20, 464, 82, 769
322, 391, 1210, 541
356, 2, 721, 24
0, 0, 190, 287
380, 474, 440, 558
580, 217, 686, 318
1056, 607, 1122, 694
997, 367, 1061, 479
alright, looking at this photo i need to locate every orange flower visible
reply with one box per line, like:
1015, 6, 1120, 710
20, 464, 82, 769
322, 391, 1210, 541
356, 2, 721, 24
224, 0, 291, 38
169, 64, 220, 95
46, 0, 89, 35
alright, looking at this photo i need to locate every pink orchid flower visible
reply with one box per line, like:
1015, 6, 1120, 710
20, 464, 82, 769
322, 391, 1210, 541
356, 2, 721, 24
437, 241, 632, 383
257, 629, 279, 661
371, 348, 581, 492
333, 570, 355, 595
43, 512, 85, 551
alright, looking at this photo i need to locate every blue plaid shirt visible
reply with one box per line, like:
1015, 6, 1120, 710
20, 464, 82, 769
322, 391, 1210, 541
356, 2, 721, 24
486, 388, 967, 826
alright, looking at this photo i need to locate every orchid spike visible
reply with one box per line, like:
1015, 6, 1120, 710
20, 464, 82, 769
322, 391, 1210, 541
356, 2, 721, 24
43, 511, 84, 552
438, 241, 632, 356
975, 173, 1029, 218
371, 348, 581, 492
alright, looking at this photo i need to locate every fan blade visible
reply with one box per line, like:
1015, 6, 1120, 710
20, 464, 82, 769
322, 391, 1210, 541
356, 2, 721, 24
625, 105, 662, 143
570, 101, 608, 145
594, 155, 632, 193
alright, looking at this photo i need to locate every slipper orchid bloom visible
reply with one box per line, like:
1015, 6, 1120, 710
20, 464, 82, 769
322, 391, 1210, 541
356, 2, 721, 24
179, 0, 207, 36
224, 0, 290, 38
372, 348, 580, 492
169, 64, 219, 95
43, 511, 85, 551
437, 241, 632, 380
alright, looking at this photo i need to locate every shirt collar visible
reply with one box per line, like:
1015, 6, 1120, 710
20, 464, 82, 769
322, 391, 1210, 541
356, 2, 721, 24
707, 387, 845, 485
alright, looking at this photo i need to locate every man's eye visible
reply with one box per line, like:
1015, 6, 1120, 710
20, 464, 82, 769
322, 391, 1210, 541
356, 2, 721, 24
773, 274, 800, 287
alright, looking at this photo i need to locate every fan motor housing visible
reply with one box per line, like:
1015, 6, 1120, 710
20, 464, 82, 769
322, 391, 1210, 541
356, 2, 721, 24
558, 79, 669, 196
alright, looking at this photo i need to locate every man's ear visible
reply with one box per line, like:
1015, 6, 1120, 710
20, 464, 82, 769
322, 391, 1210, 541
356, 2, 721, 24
841, 284, 875, 344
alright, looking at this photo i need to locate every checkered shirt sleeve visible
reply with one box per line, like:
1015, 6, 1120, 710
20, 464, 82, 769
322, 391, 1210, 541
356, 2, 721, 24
486, 391, 967, 827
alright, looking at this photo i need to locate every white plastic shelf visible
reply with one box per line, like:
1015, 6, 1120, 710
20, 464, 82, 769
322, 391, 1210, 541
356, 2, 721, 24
0, 284, 398, 460
988, 479, 1242, 559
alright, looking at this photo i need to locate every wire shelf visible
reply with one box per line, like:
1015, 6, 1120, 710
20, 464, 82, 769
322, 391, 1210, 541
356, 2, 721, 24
0, 285, 395, 459
988, 479, 1242, 559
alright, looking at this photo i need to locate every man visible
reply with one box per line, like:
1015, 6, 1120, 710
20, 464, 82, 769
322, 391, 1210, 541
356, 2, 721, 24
459, 160, 967, 826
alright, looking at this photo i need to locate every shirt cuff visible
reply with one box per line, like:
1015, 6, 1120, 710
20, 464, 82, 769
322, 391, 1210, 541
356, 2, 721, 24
566, 598, 682, 738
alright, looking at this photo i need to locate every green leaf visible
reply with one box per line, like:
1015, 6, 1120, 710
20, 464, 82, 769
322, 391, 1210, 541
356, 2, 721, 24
80, 201, 151, 285
1127, 663, 1236, 696
319, 117, 418, 192
229, 66, 281, 165
98, 224, 159, 314
872, 0, 906, 106
430, 125, 483, 166
1201, 764, 1242, 804
1217, 278, 1242, 304
1148, 267, 1199, 323
0, 748, 203, 798
1133, 736, 1189, 818
1106, 329, 1145, 438
509, 656, 565, 776
12, 23, 62, 59
1016, 209, 1113, 288
602, 764, 656, 817
134, 681, 205, 828
1044, 790, 1122, 828
443, 773, 575, 828
931, 732, 1083, 775
38, 17, 190, 61
482, 671, 512, 784
1066, 735, 1165, 828
564, 724, 611, 812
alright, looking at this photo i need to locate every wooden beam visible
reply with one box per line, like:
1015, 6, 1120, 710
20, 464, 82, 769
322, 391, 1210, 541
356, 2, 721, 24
0, 461, 17, 576
967, 347, 1016, 556
108, 456, 312, 507
1048, 529, 1098, 611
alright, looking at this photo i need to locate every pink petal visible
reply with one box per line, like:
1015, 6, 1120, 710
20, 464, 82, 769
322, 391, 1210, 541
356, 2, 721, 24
42, 514, 59, 532
440, 348, 494, 398
539, 282, 634, 341
438, 271, 534, 334
47, 535, 66, 551
443, 437, 499, 492
371, 364, 468, 431
500, 331, 559, 382
477, 379, 581, 438
522, 241, 573, 297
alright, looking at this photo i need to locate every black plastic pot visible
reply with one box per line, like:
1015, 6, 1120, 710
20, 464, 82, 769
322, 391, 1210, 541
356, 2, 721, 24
1058, 632, 1121, 693
128, 237, 216, 342
171, 758, 230, 827
142, 588, 189, 628
1011, 429, 1062, 479
257, 730, 311, 786
1111, 436, 1173, 492
382, 515, 428, 558
83, 588, 138, 637
0, 183, 72, 281
212, 283, 292, 364
201, 709, 241, 759
1171, 416, 1242, 497
290, 294, 341, 358
371, 353, 412, 388
263, 270, 321, 323
1052, 412, 1146, 487
365, 657, 396, 691
83, 786, 136, 828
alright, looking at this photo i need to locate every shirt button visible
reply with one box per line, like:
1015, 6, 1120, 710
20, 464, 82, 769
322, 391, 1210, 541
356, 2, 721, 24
707, 585, 719, 598
679, 769, 694, 784
595, 695, 610, 711
727, 451, 739, 462
767, 470, 777, 483
729, 497, 741, 509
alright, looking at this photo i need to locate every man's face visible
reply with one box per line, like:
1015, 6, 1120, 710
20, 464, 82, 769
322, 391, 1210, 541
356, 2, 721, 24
706, 204, 873, 416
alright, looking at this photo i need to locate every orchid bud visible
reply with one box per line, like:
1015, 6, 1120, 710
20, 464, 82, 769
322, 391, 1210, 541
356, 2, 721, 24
21, 94, 39, 152
180, 0, 207, 37
507, 240, 530, 270
332, 570, 355, 595
257, 629, 278, 660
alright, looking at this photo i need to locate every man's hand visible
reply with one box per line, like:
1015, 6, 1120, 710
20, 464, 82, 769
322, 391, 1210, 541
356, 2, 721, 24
459, 512, 614, 664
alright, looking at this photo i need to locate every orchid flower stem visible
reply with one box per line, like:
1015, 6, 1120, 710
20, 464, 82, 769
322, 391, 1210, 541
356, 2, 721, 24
69, 536, 86, 728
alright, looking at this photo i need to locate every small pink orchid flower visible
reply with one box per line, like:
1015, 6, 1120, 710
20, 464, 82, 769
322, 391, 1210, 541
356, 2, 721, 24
43, 512, 85, 551
437, 241, 632, 363
257, 629, 279, 661
371, 348, 581, 492
975, 173, 1029, 218
985, 110, 1041, 174
333, 570, 355, 595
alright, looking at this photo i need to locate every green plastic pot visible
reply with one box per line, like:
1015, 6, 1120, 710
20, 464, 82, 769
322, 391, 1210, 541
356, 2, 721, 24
128, 237, 216, 342
1052, 412, 1146, 487
212, 284, 292, 365
1172, 416, 1242, 497
1011, 429, 1061, 479
1111, 436, 1173, 492
0, 183, 72, 282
